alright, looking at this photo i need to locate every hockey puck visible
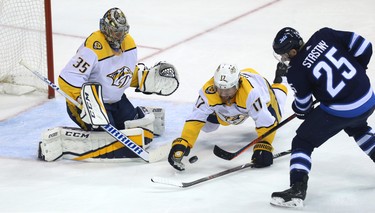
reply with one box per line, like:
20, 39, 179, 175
189, 156, 198, 164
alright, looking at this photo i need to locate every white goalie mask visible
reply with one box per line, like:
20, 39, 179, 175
214, 63, 240, 90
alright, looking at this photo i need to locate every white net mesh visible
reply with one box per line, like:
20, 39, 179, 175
0, 0, 49, 93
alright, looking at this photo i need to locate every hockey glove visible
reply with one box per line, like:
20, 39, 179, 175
273, 62, 288, 83
168, 138, 191, 171
136, 61, 179, 96
251, 141, 274, 168
292, 101, 314, 120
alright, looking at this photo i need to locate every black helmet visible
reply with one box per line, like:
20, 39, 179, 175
273, 27, 303, 55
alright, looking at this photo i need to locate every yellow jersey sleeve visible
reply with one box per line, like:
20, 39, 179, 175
180, 120, 206, 148
58, 76, 81, 106
84, 31, 137, 61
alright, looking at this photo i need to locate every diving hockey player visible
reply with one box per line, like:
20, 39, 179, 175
167, 63, 289, 171
38, 7, 179, 162
270, 27, 375, 208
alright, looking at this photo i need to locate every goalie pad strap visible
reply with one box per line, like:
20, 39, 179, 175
146, 107, 165, 136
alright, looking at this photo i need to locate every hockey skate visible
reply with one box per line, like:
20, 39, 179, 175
270, 180, 307, 208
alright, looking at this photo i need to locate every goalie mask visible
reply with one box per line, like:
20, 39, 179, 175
100, 7, 130, 51
214, 63, 240, 102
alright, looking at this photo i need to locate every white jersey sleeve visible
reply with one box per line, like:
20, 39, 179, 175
186, 89, 214, 122
59, 45, 98, 88
243, 73, 276, 129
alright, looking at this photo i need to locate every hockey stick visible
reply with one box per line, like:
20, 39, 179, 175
151, 149, 291, 188
19, 60, 151, 162
213, 100, 318, 160
213, 114, 296, 160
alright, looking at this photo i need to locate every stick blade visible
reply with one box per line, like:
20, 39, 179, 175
151, 177, 183, 187
213, 145, 237, 160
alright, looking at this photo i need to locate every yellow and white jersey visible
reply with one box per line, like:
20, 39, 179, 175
180, 68, 287, 148
58, 30, 139, 104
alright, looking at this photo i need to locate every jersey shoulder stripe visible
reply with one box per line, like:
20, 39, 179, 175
201, 77, 223, 106
201, 73, 255, 109
84, 31, 136, 61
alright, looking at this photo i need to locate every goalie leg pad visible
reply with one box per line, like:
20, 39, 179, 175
39, 128, 64, 161
40, 127, 146, 162
145, 107, 165, 136
125, 106, 155, 148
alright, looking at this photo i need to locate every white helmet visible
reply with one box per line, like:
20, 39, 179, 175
214, 63, 240, 89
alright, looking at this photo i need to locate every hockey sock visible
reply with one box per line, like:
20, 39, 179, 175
355, 128, 375, 161
289, 149, 311, 185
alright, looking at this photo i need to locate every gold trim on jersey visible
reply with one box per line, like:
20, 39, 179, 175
73, 134, 143, 161
180, 120, 205, 147
84, 31, 136, 61
58, 76, 81, 102
271, 83, 288, 95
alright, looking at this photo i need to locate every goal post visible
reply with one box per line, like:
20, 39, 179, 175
0, 0, 55, 98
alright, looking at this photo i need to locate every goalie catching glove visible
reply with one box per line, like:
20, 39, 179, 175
136, 61, 179, 96
251, 141, 274, 168
168, 138, 191, 171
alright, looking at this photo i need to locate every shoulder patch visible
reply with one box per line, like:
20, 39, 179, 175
93, 41, 103, 50
205, 85, 216, 94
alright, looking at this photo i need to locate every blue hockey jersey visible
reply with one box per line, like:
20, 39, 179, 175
287, 27, 375, 118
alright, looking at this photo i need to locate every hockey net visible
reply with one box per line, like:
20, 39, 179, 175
0, 0, 54, 98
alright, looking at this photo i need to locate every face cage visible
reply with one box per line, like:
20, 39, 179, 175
101, 19, 129, 50
273, 51, 290, 66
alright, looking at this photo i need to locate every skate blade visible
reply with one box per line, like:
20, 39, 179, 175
270, 197, 304, 208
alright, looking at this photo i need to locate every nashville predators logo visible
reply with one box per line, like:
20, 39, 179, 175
93, 41, 103, 50
218, 112, 248, 125
107, 66, 132, 88
205, 85, 216, 94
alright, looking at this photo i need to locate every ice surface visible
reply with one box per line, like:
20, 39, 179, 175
0, 0, 375, 212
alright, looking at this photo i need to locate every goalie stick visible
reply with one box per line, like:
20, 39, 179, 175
19, 60, 152, 162
213, 100, 319, 160
151, 149, 291, 188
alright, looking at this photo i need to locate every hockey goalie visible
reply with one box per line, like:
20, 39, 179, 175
38, 7, 179, 163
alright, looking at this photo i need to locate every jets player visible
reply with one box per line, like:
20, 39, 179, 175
38, 7, 179, 161
167, 63, 289, 171
270, 27, 375, 208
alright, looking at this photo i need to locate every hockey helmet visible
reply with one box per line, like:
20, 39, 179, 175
100, 7, 129, 51
214, 63, 240, 90
213, 63, 240, 102
273, 27, 304, 55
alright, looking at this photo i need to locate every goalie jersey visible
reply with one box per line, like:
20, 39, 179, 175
58, 30, 140, 105
180, 68, 287, 148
